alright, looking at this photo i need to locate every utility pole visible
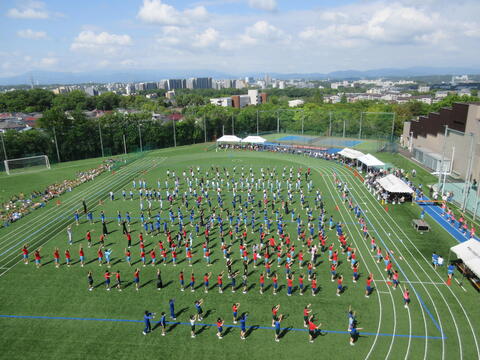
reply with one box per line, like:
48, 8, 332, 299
123, 134, 127, 155
52, 126, 61, 163
138, 123, 143, 152
98, 123, 104, 157
343, 119, 346, 138
0, 132, 7, 161
256, 110, 259, 135
231, 114, 234, 135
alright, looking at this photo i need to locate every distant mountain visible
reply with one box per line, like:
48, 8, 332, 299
1, 67, 480, 85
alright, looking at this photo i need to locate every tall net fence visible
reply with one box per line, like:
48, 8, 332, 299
422, 127, 480, 216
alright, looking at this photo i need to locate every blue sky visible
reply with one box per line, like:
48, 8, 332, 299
1, 0, 479, 77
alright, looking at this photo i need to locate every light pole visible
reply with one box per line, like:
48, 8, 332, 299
98, 123, 104, 158
359, 112, 363, 139
301, 112, 304, 136
231, 114, 235, 135
0, 132, 7, 161
138, 123, 143, 152
329, 112, 332, 137
256, 110, 259, 135
123, 134, 127, 155
52, 126, 61, 163
204, 116, 207, 143
342, 119, 346, 138
173, 118, 177, 147
276, 110, 280, 133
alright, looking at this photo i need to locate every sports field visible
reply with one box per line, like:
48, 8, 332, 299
0, 144, 478, 360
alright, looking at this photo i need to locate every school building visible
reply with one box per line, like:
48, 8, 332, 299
402, 102, 480, 183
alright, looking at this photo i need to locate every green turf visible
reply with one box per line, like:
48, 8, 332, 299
0, 145, 478, 360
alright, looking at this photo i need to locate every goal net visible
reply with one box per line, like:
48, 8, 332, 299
4, 155, 51, 175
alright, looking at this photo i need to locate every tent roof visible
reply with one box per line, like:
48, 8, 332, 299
358, 153, 385, 167
216, 135, 242, 143
241, 136, 267, 144
376, 174, 414, 194
451, 239, 480, 278
337, 147, 365, 159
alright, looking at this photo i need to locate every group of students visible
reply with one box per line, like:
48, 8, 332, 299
142, 300, 362, 345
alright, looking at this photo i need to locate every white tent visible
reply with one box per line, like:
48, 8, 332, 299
376, 174, 414, 194
357, 153, 385, 168
216, 135, 242, 143
451, 239, 480, 277
241, 136, 267, 144
337, 148, 365, 160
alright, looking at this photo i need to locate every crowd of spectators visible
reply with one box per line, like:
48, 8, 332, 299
1, 159, 119, 227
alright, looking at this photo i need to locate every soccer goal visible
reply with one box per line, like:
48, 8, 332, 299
4, 155, 51, 175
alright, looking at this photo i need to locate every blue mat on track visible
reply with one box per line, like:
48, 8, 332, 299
416, 196, 479, 243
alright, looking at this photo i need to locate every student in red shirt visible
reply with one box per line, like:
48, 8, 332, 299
217, 271, 224, 293
104, 270, 111, 291
190, 272, 196, 292
97, 247, 103, 266
65, 249, 71, 267
303, 304, 312, 327
53, 248, 60, 268
115, 270, 122, 291
21, 244, 29, 265
259, 272, 265, 294
308, 315, 322, 343
336, 275, 344, 296
34, 248, 42, 268
203, 272, 211, 293
79, 246, 85, 267
311, 275, 318, 296
271, 304, 280, 327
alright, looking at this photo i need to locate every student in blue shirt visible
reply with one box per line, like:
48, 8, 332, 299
143, 311, 155, 335
159, 312, 167, 336
169, 299, 176, 320
240, 313, 248, 340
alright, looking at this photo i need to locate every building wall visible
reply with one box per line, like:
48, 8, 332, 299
407, 103, 480, 181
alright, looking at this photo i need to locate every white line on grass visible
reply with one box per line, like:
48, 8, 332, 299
0, 158, 163, 278
316, 166, 396, 360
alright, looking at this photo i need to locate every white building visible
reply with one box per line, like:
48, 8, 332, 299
210, 97, 232, 107
418, 85, 430, 93
288, 99, 304, 107
248, 89, 260, 105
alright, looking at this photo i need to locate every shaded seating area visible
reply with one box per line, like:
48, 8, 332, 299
450, 239, 480, 292
375, 174, 414, 203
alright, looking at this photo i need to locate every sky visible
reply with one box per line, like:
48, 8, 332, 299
0, 0, 479, 77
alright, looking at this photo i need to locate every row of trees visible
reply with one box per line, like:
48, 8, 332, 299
0, 86, 478, 164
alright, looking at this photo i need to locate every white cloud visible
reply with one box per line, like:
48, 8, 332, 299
137, 0, 209, 25
71, 31, 132, 53
299, 2, 446, 47
39, 57, 58, 66
193, 28, 219, 47
248, 0, 277, 12
7, 1, 49, 19
17, 29, 47, 39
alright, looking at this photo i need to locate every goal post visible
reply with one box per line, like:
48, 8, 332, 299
4, 155, 51, 175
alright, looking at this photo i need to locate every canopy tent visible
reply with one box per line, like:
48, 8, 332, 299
337, 148, 365, 160
451, 239, 480, 278
241, 136, 267, 144
357, 153, 385, 168
216, 135, 242, 143
376, 174, 414, 194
